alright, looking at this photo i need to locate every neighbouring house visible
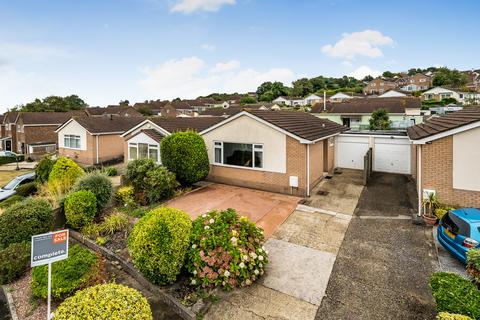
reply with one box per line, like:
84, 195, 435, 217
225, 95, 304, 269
378, 90, 408, 98
311, 97, 423, 129
161, 101, 197, 118
304, 94, 323, 105
85, 105, 141, 117
407, 107, 480, 210
328, 92, 359, 103
462, 70, 480, 92
363, 77, 397, 95
133, 100, 169, 115
272, 96, 306, 106
199, 103, 282, 117
398, 73, 432, 91
121, 117, 224, 164
55, 116, 145, 165
200, 110, 347, 196
421, 87, 480, 105
0, 112, 18, 152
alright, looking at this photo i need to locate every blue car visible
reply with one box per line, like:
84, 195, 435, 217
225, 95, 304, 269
437, 208, 480, 264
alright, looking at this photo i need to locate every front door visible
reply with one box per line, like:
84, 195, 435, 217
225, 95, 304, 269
342, 118, 351, 127
5, 140, 11, 151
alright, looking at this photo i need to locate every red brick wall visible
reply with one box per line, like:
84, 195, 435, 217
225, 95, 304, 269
421, 136, 480, 207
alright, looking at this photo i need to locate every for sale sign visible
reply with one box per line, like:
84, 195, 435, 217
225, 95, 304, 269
31, 230, 69, 267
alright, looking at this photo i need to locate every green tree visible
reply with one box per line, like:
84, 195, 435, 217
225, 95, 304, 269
432, 67, 468, 88
239, 96, 257, 105
369, 109, 391, 130
362, 75, 374, 82
119, 100, 130, 106
255, 81, 290, 101
16, 95, 87, 112
382, 71, 395, 78
292, 78, 314, 97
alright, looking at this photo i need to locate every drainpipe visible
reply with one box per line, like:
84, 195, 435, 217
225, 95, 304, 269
417, 145, 422, 216
96, 135, 99, 165
306, 144, 310, 197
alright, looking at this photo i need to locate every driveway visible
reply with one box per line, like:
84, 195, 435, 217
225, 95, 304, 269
316, 172, 438, 320
166, 183, 300, 238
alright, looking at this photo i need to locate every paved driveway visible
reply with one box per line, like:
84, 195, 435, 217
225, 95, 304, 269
166, 183, 300, 238
316, 172, 438, 320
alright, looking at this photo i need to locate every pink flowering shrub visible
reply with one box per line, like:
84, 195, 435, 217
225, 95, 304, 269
186, 208, 268, 290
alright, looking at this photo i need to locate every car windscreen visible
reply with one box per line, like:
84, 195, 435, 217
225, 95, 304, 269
441, 212, 470, 237
2, 178, 20, 190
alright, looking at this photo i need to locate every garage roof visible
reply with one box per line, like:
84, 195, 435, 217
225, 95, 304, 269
407, 107, 480, 140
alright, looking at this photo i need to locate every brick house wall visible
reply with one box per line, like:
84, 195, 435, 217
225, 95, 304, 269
4, 124, 17, 152
309, 140, 324, 188
363, 78, 397, 95
59, 134, 125, 165
421, 136, 480, 207
16, 124, 59, 155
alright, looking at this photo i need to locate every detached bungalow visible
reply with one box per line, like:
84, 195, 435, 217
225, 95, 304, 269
55, 116, 145, 165
408, 107, 480, 210
200, 110, 347, 196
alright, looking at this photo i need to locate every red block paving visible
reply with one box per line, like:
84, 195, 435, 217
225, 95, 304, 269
165, 184, 300, 238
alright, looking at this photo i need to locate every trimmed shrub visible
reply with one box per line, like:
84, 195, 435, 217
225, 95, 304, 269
0, 198, 53, 250
0, 242, 31, 285
186, 209, 268, 290
128, 207, 192, 285
144, 166, 178, 203
160, 131, 209, 186
0, 155, 24, 165
429, 272, 480, 319
53, 283, 152, 320
32, 244, 103, 299
0, 195, 24, 209
437, 313, 473, 320
35, 156, 57, 184
48, 157, 84, 194
15, 181, 37, 197
72, 171, 113, 210
467, 249, 480, 285
64, 190, 97, 229
115, 186, 136, 207
125, 158, 156, 193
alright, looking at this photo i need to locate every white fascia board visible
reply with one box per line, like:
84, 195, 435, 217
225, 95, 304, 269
120, 120, 170, 137
410, 121, 480, 144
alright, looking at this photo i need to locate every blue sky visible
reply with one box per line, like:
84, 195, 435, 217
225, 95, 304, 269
0, 0, 479, 110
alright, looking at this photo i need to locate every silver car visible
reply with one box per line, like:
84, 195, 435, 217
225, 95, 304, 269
0, 172, 35, 201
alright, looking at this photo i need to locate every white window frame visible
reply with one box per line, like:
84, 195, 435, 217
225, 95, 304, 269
128, 142, 160, 163
213, 141, 264, 170
63, 134, 81, 149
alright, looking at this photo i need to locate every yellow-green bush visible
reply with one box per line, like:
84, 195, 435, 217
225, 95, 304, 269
115, 186, 135, 207
64, 190, 97, 229
48, 157, 84, 195
436, 312, 473, 320
128, 207, 192, 285
53, 283, 152, 320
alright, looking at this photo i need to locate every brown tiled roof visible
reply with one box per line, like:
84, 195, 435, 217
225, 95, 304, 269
86, 106, 141, 116
150, 116, 224, 133
3, 112, 18, 124
166, 101, 194, 110
246, 110, 347, 141
200, 107, 244, 117
407, 107, 480, 140
141, 129, 164, 142
133, 100, 169, 113
71, 116, 145, 134
311, 97, 421, 114
18, 111, 86, 125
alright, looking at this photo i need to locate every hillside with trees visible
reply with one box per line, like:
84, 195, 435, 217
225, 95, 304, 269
13, 95, 87, 112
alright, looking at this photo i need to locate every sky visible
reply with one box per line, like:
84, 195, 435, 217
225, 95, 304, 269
0, 0, 479, 111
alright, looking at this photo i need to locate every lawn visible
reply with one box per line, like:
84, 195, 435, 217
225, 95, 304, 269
0, 170, 32, 187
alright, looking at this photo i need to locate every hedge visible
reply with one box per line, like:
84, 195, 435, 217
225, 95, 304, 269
0, 198, 53, 250
124, 158, 156, 193
437, 313, 473, 320
0, 242, 31, 285
53, 283, 152, 320
144, 166, 178, 203
48, 157, 84, 194
0, 155, 24, 165
72, 171, 113, 210
128, 207, 192, 285
160, 131, 209, 186
15, 181, 37, 197
35, 156, 57, 183
0, 195, 24, 209
64, 190, 97, 229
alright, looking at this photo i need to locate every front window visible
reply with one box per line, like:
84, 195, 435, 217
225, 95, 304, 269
128, 142, 159, 163
214, 141, 263, 169
64, 135, 81, 149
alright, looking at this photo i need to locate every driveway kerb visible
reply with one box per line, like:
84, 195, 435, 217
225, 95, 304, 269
296, 204, 352, 221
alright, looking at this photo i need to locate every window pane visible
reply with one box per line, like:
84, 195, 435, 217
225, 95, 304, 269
64, 136, 70, 148
223, 143, 252, 167
214, 147, 222, 163
129, 146, 138, 159
149, 148, 158, 162
75, 137, 80, 149
254, 151, 263, 168
138, 143, 148, 159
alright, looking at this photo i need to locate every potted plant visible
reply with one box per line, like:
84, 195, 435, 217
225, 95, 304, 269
422, 193, 439, 226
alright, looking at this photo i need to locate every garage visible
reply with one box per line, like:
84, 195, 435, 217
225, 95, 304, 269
336, 133, 411, 175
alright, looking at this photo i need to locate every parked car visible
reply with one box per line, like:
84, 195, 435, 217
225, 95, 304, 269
438, 208, 480, 264
0, 172, 35, 201
0, 151, 19, 157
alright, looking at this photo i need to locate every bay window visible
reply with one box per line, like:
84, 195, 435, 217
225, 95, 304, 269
128, 142, 160, 163
64, 135, 81, 149
214, 141, 263, 169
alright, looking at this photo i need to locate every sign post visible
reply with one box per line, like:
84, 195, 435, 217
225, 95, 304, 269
31, 230, 69, 320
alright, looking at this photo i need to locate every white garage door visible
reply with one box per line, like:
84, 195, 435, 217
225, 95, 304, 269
373, 138, 411, 174
336, 136, 369, 170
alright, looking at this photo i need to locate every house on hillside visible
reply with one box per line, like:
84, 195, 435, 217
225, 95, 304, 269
85, 105, 141, 117
304, 94, 323, 105
55, 116, 145, 165
272, 96, 306, 106
133, 100, 169, 115
397, 73, 432, 91
311, 97, 423, 129
408, 107, 480, 209
363, 77, 397, 95
378, 90, 408, 98
328, 92, 359, 102
161, 101, 196, 118
421, 87, 480, 105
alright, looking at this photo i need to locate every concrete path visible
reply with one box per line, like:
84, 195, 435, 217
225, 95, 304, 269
316, 172, 438, 320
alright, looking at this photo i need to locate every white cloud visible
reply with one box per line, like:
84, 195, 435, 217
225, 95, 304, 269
171, 0, 235, 14
347, 65, 381, 80
0, 42, 69, 63
321, 30, 394, 60
138, 56, 294, 99
200, 43, 216, 51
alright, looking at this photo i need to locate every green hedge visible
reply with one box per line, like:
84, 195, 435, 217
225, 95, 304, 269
437, 312, 473, 320
48, 157, 84, 194
53, 283, 152, 320
0, 242, 31, 285
125, 158, 157, 193
429, 272, 480, 319
144, 166, 178, 203
0, 155, 24, 165
16, 181, 37, 197
128, 207, 192, 285
0, 198, 53, 250
160, 131, 209, 186
467, 249, 480, 285
0, 195, 24, 209
73, 171, 113, 210
64, 190, 97, 229
32, 244, 102, 299
35, 156, 57, 183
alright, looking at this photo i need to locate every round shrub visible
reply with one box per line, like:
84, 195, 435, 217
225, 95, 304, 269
35, 156, 57, 184
0, 242, 30, 285
0, 198, 53, 249
128, 207, 192, 285
125, 158, 156, 193
64, 190, 97, 229
15, 181, 37, 197
186, 209, 268, 290
115, 185, 135, 207
144, 166, 178, 203
467, 248, 480, 285
437, 313, 473, 320
0, 194, 24, 209
48, 157, 84, 194
160, 131, 209, 186
53, 283, 152, 320
73, 171, 113, 210
32, 244, 103, 299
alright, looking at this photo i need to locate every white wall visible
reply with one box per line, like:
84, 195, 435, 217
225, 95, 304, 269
58, 120, 88, 151
202, 115, 287, 173
453, 126, 480, 191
